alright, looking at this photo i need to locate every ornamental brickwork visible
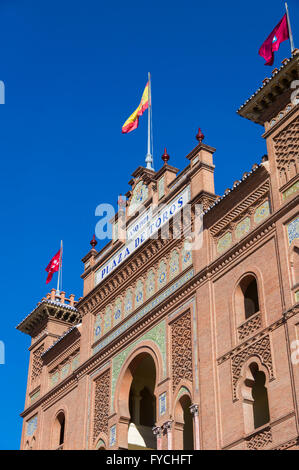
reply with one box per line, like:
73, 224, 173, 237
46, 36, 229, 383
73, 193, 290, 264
93, 369, 110, 442
171, 311, 193, 391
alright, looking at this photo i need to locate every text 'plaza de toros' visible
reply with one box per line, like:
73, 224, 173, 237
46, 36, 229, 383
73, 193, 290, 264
17, 51, 299, 450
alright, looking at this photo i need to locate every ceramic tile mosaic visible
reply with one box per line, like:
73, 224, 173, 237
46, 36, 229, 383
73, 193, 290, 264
26, 415, 37, 436
287, 217, 299, 245
254, 200, 270, 224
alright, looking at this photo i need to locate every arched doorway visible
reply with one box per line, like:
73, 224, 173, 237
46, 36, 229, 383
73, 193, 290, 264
174, 394, 194, 450
124, 354, 157, 450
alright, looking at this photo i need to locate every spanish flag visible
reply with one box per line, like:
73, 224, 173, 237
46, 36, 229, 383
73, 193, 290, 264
122, 82, 149, 134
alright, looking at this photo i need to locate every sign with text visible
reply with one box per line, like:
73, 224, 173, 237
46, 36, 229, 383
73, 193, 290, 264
95, 185, 191, 286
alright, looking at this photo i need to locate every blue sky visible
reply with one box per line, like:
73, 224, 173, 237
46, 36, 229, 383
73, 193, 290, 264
0, 0, 297, 449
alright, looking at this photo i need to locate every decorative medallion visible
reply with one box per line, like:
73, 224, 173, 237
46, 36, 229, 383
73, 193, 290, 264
128, 181, 148, 216
114, 297, 122, 325
94, 314, 102, 342
146, 269, 155, 299
103, 305, 112, 334
169, 250, 179, 280
135, 279, 144, 307
182, 242, 192, 269
124, 289, 133, 316
158, 260, 167, 289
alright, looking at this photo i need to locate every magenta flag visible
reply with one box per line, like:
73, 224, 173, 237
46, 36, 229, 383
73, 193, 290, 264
259, 14, 289, 66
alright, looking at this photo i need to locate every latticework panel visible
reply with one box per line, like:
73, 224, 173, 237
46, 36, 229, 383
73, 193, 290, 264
171, 311, 193, 391
93, 369, 110, 442
274, 117, 299, 186
31, 344, 44, 382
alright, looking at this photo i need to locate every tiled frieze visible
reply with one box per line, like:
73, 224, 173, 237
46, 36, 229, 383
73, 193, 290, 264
93, 269, 194, 357
135, 279, 144, 308
287, 217, 299, 245
169, 249, 180, 280
254, 200, 270, 224
92, 246, 193, 344
214, 198, 272, 255
103, 305, 112, 334
26, 415, 38, 436
113, 297, 122, 326
235, 217, 251, 240
158, 260, 167, 289
217, 232, 232, 254
49, 351, 80, 389
146, 269, 155, 299
30, 389, 40, 404
182, 242, 192, 270
282, 180, 299, 200
110, 320, 167, 412
124, 289, 133, 316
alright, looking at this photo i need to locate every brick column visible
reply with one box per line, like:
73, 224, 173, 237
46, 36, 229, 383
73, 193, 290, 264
190, 404, 200, 450
152, 426, 162, 450
163, 420, 173, 450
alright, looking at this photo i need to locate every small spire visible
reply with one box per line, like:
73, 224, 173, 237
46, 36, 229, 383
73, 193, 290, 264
90, 234, 97, 249
196, 127, 205, 143
162, 147, 170, 164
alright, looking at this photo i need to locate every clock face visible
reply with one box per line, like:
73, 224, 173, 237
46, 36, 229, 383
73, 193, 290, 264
128, 181, 148, 215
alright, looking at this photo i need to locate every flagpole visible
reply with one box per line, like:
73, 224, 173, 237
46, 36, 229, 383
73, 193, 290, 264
285, 2, 295, 52
145, 72, 154, 170
56, 240, 63, 296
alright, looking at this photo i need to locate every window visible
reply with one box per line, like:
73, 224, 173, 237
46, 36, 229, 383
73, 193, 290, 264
52, 412, 66, 449
235, 274, 260, 324
244, 363, 270, 430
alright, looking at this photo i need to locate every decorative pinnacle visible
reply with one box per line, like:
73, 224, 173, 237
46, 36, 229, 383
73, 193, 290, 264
196, 127, 205, 143
90, 234, 97, 249
162, 147, 170, 164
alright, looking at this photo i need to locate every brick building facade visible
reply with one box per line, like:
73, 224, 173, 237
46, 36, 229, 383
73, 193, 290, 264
17, 51, 299, 450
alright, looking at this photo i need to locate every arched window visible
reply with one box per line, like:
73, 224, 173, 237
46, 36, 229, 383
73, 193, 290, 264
52, 411, 66, 449
249, 364, 270, 429
235, 274, 260, 323
242, 362, 270, 433
244, 279, 259, 319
